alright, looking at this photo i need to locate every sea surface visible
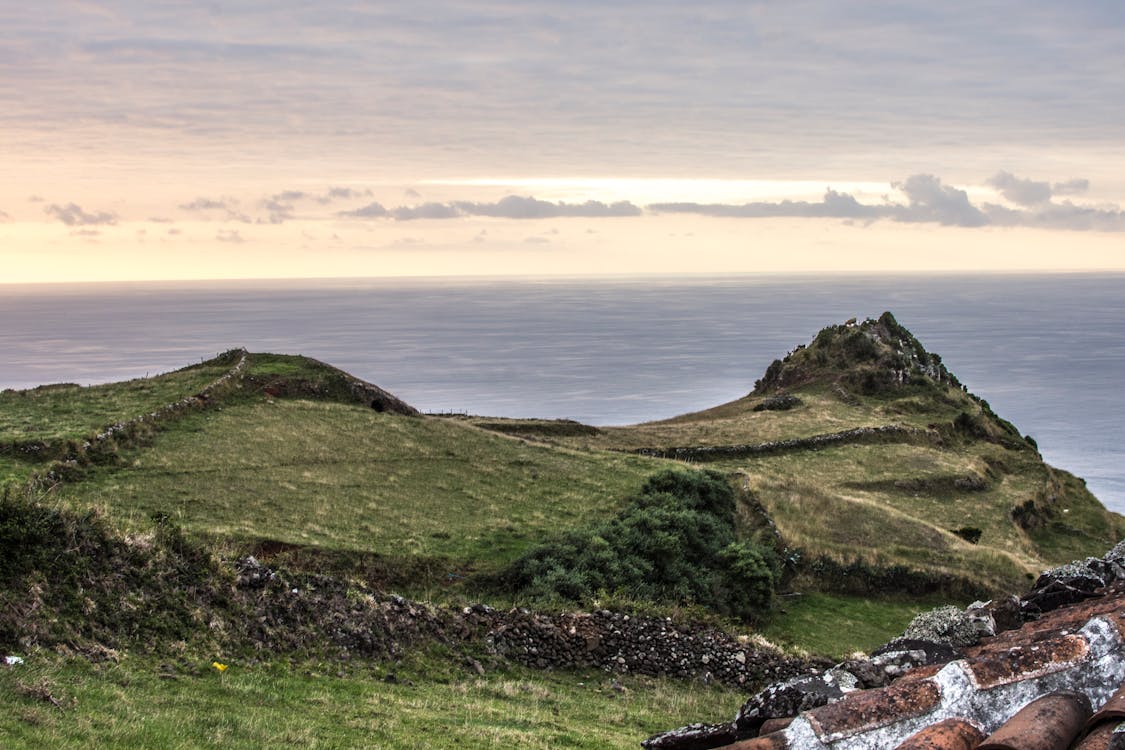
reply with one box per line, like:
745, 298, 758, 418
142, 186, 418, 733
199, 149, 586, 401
2, 273, 1123, 513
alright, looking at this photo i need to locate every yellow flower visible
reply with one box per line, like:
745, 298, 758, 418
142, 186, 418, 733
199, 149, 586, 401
212, 662, 228, 673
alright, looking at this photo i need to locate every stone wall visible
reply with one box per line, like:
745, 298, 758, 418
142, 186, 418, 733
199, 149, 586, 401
629, 425, 935, 462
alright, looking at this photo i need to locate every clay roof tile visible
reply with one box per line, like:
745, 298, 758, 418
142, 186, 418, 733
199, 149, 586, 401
700, 587, 1124, 750
977, 691, 1092, 750
756, 717, 793, 736
893, 717, 987, 750
1074, 681, 1125, 749
1085, 681, 1125, 734
724, 731, 789, 750
967, 633, 1090, 689
805, 679, 941, 741
1072, 721, 1123, 750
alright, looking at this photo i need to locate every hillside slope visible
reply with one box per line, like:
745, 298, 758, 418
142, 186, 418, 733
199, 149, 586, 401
480, 312, 1124, 595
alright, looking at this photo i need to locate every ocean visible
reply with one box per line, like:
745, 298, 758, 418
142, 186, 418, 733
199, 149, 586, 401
2, 273, 1123, 513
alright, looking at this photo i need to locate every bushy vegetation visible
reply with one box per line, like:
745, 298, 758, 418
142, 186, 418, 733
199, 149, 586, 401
0, 487, 229, 653
499, 470, 780, 620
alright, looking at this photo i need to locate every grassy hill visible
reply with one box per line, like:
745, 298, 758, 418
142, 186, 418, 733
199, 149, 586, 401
469, 313, 1123, 595
2, 316, 1120, 605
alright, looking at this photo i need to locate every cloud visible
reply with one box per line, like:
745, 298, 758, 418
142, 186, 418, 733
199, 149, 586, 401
179, 197, 230, 212
0, 209, 10, 221
893, 174, 988, 227
651, 188, 884, 220
44, 202, 118, 226
179, 197, 254, 223
1052, 178, 1090, 196
338, 201, 388, 218
338, 195, 642, 222
27, 195, 44, 203
986, 171, 1053, 206
650, 173, 1123, 232
455, 195, 642, 219
261, 197, 295, 224
983, 200, 1125, 232
391, 202, 461, 220
322, 187, 372, 203
987, 171, 1091, 206
216, 229, 244, 243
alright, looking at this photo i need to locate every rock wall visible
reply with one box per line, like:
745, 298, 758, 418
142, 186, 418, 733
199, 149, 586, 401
26, 350, 249, 490
231, 557, 809, 690
487, 608, 804, 688
629, 425, 935, 462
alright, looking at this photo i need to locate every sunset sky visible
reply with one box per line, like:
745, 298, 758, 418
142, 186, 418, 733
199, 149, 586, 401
3, 1, 1124, 283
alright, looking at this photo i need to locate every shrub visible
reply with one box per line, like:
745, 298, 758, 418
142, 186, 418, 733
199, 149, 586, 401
952, 526, 983, 544
499, 469, 779, 620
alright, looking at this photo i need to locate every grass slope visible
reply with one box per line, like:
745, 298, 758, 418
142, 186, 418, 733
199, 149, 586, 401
54, 400, 661, 570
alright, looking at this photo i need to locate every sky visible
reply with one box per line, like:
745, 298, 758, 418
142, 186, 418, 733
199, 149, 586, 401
3, 1, 1125, 283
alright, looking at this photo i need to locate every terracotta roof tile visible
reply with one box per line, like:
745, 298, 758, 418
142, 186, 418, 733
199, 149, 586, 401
804, 678, 941, 741
967, 584, 1125, 660
896, 663, 945, 683
724, 732, 789, 750
893, 717, 986, 750
1077, 682, 1125, 748
977, 691, 1091, 750
1075, 720, 1125, 750
757, 717, 793, 736
967, 633, 1090, 689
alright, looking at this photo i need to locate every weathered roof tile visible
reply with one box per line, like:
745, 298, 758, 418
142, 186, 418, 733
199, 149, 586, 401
724, 732, 789, 750
757, 717, 793, 736
967, 634, 1090, 689
1077, 682, 1125, 748
804, 678, 941, 741
976, 691, 1091, 750
680, 576, 1125, 750
1074, 720, 1125, 750
893, 717, 986, 749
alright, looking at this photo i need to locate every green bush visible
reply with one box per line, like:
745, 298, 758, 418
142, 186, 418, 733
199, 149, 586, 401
499, 469, 779, 620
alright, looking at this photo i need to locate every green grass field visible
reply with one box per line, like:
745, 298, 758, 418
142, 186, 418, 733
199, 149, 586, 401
759, 592, 943, 657
0, 651, 743, 749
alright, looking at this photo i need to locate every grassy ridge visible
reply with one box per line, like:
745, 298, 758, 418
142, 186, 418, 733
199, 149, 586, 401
55, 400, 663, 568
0, 362, 232, 445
